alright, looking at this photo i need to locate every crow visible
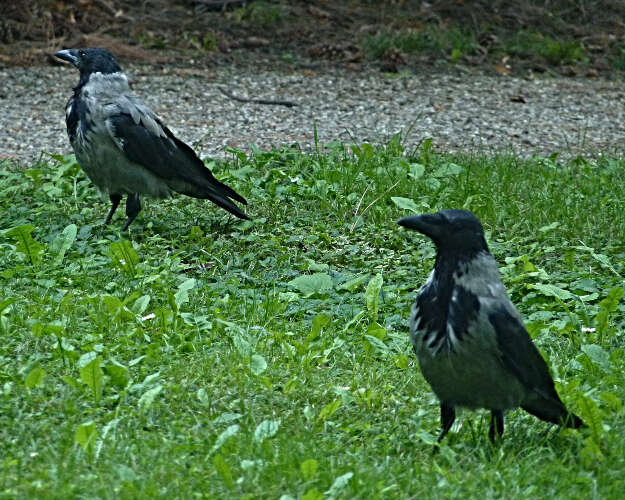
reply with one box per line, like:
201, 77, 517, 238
54, 47, 248, 231
398, 209, 584, 443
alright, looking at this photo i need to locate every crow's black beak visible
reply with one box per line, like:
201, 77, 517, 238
54, 49, 79, 66
397, 214, 443, 240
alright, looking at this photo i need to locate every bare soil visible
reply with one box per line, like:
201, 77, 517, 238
1, 1, 624, 77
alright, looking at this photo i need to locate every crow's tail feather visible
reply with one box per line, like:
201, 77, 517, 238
210, 178, 247, 205
522, 401, 585, 428
206, 192, 249, 220
179, 180, 249, 219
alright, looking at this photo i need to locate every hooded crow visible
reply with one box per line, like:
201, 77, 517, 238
54, 47, 248, 231
398, 209, 584, 443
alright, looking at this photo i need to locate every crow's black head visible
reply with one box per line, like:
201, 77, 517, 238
54, 48, 122, 78
398, 209, 488, 255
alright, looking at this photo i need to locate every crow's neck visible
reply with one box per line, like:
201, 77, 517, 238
433, 244, 488, 290
74, 71, 128, 95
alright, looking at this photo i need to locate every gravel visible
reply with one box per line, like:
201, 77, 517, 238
1, 62, 624, 162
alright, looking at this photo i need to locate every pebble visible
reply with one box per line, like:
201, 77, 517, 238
1, 63, 624, 161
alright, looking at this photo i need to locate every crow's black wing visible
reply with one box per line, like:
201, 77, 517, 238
105, 109, 248, 217
489, 306, 559, 397
489, 306, 582, 426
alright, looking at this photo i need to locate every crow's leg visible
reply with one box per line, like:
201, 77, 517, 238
438, 403, 456, 443
122, 193, 141, 231
489, 410, 504, 443
105, 194, 122, 225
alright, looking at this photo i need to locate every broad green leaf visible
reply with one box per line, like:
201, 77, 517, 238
101, 295, 134, 322
338, 274, 368, 292
365, 334, 389, 353
325, 472, 354, 498
300, 458, 318, 480
5, 224, 44, 265
228, 327, 252, 357
62, 375, 82, 390
302, 490, 323, 500
25, 367, 45, 389
365, 273, 383, 321
581, 344, 611, 372
288, 273, 333, 297
253, 419, 280, 443
197, 387, 210, 406
317, 399, 341, 422
75, 421, 97, 455
394, 354, 409, 369
366, 321, 386, 340
599, 392, 622, 412
131, 295, 151, 315
425, 177, 441, 190
310, 313, 331, 340
175, 278, 197, 309
50, 223, 77, 264
79, 355, 103, 404
0, 298, 16, 314
109, 240, 139, 277
31, 321, 65, 338
538, 221, 560, 233
250, 354, 268, 375
408, 163, 425, 179
580, 436, 604, 467
591, 252, 619, 275
104, 360, 130, 389
129, 355, 147, 367
212, 454, 233, 489
138, 385, 163, 412
278, 292, 299, 303
530, 283, 576, 301
576, 395, 602, 445
211, 424, 240, 454
599, 287, 623, 313
78, 351, 97, 368
213, 412, 243, 424
307, 261, 329, 271
391, 197, 419, 213
434, 162, 463, 177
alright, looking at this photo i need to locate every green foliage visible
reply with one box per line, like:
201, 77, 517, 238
74, 421, 98, 458
288, 272, 333, 297
0, 145, 624, 497
4, 224, 44, 265
78, 352, 103, 405
234, 1, 285, 26
504, 32, 587, 65
364, 26, 477, 60
109, 240, 140, 277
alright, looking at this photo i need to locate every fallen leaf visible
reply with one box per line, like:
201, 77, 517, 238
495, 63, 511, 75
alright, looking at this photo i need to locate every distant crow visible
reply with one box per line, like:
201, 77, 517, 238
55, 47, 248, 231
398, 209, 584, 443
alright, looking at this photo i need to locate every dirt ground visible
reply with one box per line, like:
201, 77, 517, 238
1, 1, 625, 77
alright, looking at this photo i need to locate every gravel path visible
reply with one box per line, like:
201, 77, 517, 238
1, 63, 624, 162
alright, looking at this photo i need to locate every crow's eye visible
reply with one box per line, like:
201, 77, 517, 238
79, 50, 86, 57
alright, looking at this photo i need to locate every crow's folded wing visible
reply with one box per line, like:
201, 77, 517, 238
104, 107, 247, 206
488, 306, 561, 401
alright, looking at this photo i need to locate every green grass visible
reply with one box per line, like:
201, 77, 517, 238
364, 26, 588, 68
364, 27, 478, 61
502, 32, 587, 65
1, 138, 624, 498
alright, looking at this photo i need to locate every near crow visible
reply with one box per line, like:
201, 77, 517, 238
55, 47, 248, 231
398, 209, 584, 443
